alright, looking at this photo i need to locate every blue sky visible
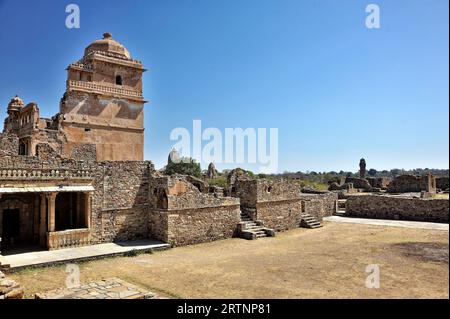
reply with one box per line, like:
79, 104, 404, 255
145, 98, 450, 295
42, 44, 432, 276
0, 0, 448, 173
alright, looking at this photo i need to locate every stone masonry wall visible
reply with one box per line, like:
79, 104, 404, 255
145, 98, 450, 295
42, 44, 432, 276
436, 177, 449, 191
387, 174, 436, 194
149, 205, 241, 246
256, 200, 302, 231
302, 192, 338, 220
346, 195, 449, 223
366, 177, 391, 189
0, 132, 19, 156
148, 175, 241, 246
0, 150, 154, 246
234, 179, 337, 231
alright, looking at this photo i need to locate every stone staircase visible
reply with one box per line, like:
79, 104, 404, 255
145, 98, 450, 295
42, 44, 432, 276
300, 213, 323, 229
237, 211, 275, 240
0, 261, 11, 272
334, 199, 347, 216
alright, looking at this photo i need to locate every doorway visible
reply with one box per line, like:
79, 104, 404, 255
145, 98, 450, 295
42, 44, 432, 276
1, 209, 20, 249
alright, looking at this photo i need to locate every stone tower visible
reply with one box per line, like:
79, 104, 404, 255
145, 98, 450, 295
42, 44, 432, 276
359, 158, 366, 178
3, 95, 25, 133
59, 33, 146, 161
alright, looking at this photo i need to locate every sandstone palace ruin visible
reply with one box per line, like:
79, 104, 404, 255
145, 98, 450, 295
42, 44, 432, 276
0, 33, 338, 254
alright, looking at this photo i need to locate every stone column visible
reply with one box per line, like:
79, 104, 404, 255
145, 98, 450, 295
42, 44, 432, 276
33, 194, 40, 243
46, 192, 58, 232
84, 192, 92, 229
39, 193, 47, 246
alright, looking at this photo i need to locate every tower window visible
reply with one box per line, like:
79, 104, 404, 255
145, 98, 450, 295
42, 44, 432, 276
115, 75, 123, 85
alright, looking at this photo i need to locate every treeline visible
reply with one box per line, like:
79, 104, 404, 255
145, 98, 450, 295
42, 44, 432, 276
269, 168, 449, 186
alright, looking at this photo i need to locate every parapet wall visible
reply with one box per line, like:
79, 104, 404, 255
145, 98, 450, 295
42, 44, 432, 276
346, 195, 449, 223
0, 133, 19, 156
149, 205, 240, 246
148, 175, 241, 246
387, 174, 436, 194
234, 179, 337, 231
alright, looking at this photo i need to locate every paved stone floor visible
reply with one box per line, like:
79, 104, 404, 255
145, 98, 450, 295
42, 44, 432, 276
0, 239, 170, 270
324, 216, 449, 231
35, 277, 162, 299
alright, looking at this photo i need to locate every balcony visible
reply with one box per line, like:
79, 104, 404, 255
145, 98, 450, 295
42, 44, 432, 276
68, 80, 143, 100
47, 229, 91, 250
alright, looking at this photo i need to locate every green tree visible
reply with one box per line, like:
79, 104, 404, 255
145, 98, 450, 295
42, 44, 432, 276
368, 168, 377, 177
165, 158, 202, 178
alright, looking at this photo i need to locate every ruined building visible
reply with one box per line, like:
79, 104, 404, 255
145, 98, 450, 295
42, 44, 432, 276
2, 32, 145, 161
0, 33, 337, 255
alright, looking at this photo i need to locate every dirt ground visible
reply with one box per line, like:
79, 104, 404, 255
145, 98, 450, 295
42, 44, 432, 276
9, 222, 449, 299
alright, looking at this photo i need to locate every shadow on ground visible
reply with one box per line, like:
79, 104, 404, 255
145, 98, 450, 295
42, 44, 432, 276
391, 242, 449, 264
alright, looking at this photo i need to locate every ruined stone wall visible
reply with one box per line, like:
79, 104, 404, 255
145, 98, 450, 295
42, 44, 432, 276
436, 177, 449, 191
234, 179, 300, 208
256, 200, 302, 231
366, 177, 391, 189
149, 205, 240, 246
147, 211, 168, 243
30, 129, 65, 157
150, 175, 239, 210
0, 132, 19, 156
346, 195, 449, 223
101, 207, 149, 242
0, 271, 23, 299
0, 150, 154, 246
387, 174, 436, 194
234, 179, 337, 231
148, 175, 241, 246
344, 177, 372, 191
70, 144, 97, 161
301, 192, 338, 220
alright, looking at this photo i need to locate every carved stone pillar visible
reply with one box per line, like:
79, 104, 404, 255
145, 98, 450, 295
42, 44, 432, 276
46, 192, 58, 232
33, 194, 40, 243
39, 193, 47, 247
84, 192, 92, 229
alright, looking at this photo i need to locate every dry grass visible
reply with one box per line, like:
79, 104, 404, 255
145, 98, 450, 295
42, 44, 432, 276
10, 222, 449, 299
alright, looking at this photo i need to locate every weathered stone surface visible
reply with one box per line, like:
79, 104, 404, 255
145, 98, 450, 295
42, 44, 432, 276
2, 33, 144, 161
0, 132, 19, 156
233, 179, 337, 231
387, 174, 436, 194
328, 182, 354, 191
148, 175, 240, 246
344, 177, 373, 191
366, 177, 391, 190
359, 158, 366, 178
436, 177, 449, 191
206, 162, 217, 179
35, 277, 160, 299
0, 271, 24, 299
346, 195, 449, 223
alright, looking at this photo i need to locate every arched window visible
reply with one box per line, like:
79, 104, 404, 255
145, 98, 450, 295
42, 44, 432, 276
19, 141, 27, 155
115, 75, 123, 85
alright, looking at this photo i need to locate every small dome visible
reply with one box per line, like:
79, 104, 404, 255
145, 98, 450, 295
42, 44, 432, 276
7, 95, 24, 111
84, 32, 131, 59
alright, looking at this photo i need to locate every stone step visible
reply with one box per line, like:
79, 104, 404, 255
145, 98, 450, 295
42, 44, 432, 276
307, 222, 321, 227
246, 226, 265, 231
